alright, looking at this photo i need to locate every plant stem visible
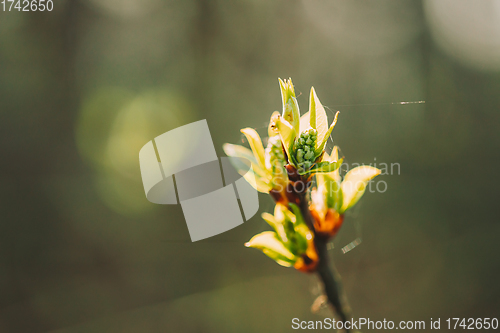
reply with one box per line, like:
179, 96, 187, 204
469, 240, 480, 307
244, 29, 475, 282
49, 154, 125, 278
316, 239, 351, 324
297, 192, 352, 332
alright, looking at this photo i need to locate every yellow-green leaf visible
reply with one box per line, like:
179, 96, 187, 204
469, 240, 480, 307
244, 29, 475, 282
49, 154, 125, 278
279, 78, 296, 106
223, 144, 272, 193
308, 87, 317, 129
268, 111, 280, 138
240, 128, 266, 170
262, 212, 289, 244
310, 87, 328, 146
341, 166, 381, 213
279, 78, 300, 135
311, 177, 328, 216
243, 169, 272, 193
321, 147, 343, 211
283, 97, 300, 135
271, 115, 296, 163
299, 111, 311, 133
222, 143, 268, 178
288, 204, 311, 253
245, 231, 296, 267
315, 111, 339, 156
328, 146, 341, 180
300, 158, 343, 175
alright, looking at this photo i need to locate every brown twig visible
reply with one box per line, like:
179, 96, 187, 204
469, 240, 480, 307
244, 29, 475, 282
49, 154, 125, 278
278, 165, 352, 332
297, 191, 352, 332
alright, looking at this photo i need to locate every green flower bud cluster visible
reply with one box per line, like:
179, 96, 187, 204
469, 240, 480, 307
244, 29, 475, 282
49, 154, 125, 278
294, 129, 317, 170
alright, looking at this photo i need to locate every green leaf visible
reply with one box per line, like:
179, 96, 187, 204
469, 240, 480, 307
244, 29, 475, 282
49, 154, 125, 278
279, 78, 300, 135
284, 98, 300, 135
243, 170, 272, 193
268, 111, 280, 138
323, 173, 342, 212
340, 166, 381, 213
222, 143, 268, 178
299, 111, 310, 133
279, 78, 296, 106
315, 111, 339, 156
288, 204, 311, 254
271, 115, 297, 164
310, 87, 328, 148
222, 144, 272, 193
261, 212, 288, 245
308, 87, 317, 129
264, 204, 300, 255
241, 128, 266, 170
245, 231, 296, 267
322, 146, 343, 211
299, 158, 343, 175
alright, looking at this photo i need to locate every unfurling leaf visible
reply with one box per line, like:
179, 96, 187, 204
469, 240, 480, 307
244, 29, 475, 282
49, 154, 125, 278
298, 158, 344, 175
222, 143, 272, 193
299, 111, 311, 133
340, 166, 381, 213
279, 78, 300, 136
268, 111, 281, 138
309, 87, 328, 147
322, 146, 343, 211
315, 111, 339, 156
241, 128, 266, 170
270, 114, 296, 164
245, 231, 296, 267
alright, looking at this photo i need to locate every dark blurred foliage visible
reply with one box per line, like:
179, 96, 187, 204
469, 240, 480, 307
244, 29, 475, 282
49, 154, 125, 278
1, 0, 499, 332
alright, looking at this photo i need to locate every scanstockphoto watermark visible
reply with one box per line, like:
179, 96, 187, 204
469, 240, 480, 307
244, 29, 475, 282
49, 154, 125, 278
269, 158, 400, 195
292, 317, 499, 330
292, 317, 425, 330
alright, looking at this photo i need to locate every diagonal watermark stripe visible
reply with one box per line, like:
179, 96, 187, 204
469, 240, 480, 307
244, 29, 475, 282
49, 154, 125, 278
139, 120, 259, 242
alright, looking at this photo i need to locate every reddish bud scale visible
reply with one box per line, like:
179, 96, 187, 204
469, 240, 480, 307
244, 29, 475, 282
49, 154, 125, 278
285, 164, 300, 182
269, 188, 288, 205
294, 239, 319, 273
310, 207, 345, 238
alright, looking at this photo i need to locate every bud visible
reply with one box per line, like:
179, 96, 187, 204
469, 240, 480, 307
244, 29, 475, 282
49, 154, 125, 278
246, 203, 316, 270
293, 129, 318, 172
279, 78, 300, 137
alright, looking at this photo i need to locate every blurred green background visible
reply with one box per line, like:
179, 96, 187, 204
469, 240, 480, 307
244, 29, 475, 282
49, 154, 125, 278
1, 0, 499, 332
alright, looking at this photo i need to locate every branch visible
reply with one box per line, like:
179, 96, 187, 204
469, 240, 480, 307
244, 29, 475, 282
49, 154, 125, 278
297, 192, 352, 332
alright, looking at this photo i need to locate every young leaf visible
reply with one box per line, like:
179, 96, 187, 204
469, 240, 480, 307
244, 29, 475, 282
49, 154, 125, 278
223, 144, 272, 193
321, 146, 343, 211
245, 231, 296, 267
222, 143, 268, 178
299, 158, 344, 175
310, 87, 328, 147
308, 87, 317, 129
299, 111, 311, 133
279, 78, 296, 106
241, 128, 266, 170
315, 111, 339, 156
243, 170, 272, 193
311, 178, 328, 217
271, 114, 297, 164
340, 166, 381, 213
279, 78, 300, 135
262, 212, 289, 244
288, 204, 311, 253
268, 111, 281, 138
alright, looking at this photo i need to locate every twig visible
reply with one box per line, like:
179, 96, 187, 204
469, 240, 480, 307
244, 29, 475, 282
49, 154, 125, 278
282, 165, 352, 332
297, 191, 352, 333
